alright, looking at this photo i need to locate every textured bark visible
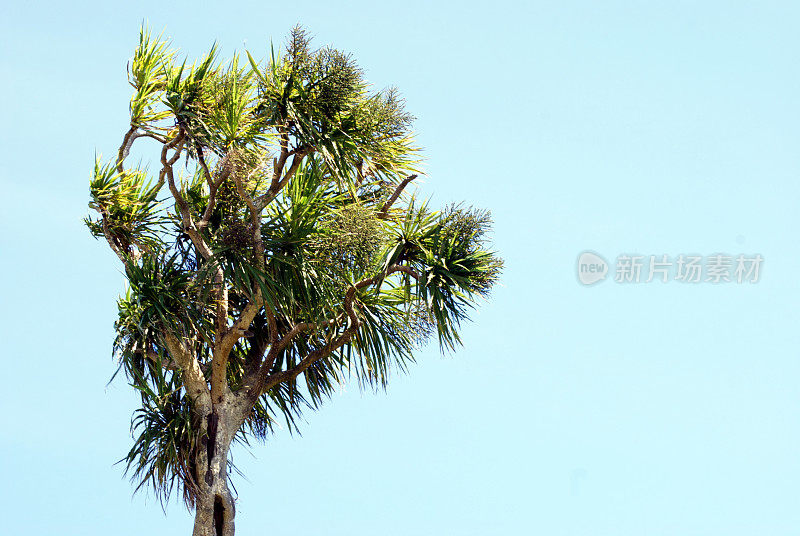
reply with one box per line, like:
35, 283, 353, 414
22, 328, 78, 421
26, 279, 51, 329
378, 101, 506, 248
93, 36, 483, 536
191, 400, 246, 536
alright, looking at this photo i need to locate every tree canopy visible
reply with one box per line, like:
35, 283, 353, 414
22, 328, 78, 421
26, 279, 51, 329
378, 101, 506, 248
86, 25, 502, 536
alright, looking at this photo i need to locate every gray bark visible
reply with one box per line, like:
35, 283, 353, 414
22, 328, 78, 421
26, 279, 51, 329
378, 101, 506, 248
192, 399, 247, 536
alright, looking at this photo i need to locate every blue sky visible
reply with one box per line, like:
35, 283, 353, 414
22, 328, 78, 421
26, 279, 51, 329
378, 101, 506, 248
2, 1, 800, 534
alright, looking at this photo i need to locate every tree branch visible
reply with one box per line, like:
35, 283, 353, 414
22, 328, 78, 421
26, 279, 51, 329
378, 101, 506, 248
164, 332, 212, 414
377, 175, 417, 219
99, 216, 128, 262
162, 130, 215, 261
117, 126, 140, 172
249, 265, 420, 398
211, 298, 262, 403
255, 147, 311, 210
139, 345, 179, 371
196, 144, 229, 229
160, 131, 237, 404
209, 161, 275, 403
271, 129, 290, 188
232, 162, 266, 266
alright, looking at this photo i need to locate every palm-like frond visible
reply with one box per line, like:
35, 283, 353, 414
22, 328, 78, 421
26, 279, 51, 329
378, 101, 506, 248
88, 24, 502, 510
85, 157, 164, 253
124, 369, 199, 508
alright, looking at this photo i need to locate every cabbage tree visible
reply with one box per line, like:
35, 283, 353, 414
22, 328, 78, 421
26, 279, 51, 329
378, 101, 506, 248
86, 26, 502, 536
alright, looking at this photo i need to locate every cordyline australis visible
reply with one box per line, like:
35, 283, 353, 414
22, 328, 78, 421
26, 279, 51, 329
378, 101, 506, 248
85, 25, 502, 536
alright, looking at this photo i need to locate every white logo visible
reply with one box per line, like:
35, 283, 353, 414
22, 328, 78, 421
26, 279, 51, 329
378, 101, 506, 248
577, 251, 608, 285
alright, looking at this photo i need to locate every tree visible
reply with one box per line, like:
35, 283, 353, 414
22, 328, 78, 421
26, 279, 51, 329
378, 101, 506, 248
86, 25, 502, 536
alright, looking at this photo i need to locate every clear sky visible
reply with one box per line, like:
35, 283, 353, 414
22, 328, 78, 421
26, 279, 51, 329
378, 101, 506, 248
2, 1, 799, 534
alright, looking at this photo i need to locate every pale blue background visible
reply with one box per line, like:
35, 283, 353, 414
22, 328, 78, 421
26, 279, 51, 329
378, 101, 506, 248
2, 1, 799, 534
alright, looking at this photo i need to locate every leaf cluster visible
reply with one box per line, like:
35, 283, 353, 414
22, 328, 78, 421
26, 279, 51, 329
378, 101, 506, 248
87, 25, 502, 507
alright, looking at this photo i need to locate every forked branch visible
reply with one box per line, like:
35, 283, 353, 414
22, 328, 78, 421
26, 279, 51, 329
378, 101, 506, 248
250, 264, 421, 398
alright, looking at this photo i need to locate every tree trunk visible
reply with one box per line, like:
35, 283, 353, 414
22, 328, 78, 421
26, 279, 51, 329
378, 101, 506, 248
193, 485, 235, 536
192, 402, 238, 536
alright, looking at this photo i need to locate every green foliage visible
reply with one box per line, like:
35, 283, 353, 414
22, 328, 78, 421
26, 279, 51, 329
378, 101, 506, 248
308, 203, 386, 276
88, 24, 502, 507
164, 45, 219, 132
248, 26, 419, 181
128, 27, 174, 126
124, 367, 199, 507
122, 252, 202, 335
85, 157, 163, 253
415, 205, 503, 348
